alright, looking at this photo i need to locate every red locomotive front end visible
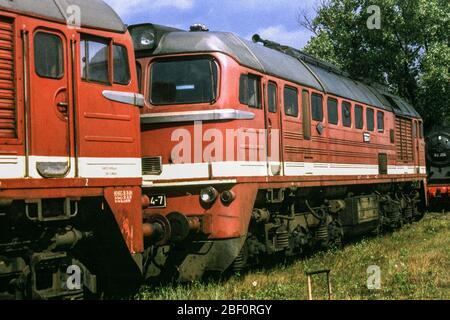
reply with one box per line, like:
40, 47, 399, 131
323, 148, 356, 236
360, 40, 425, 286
0, 1, 143, 299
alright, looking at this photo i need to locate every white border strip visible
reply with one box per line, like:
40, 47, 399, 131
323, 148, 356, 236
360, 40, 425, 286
0, 156, 25, 179
78, 157, 142, 178
0, 156, 141, 179
143, 161, 426, 182
143, 179, 237, 188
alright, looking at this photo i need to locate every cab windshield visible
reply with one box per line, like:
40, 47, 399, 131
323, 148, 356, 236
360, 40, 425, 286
150, 57, 218, 105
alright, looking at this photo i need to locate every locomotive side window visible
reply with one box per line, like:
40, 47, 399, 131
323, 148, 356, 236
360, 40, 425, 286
302, 90, 311, 140
366, 108, 374, 131
240, 74, 261, 108
311, 93, 323, 121
268, 82, 277, 113
34, 32, 64, 79
284, 86, 298, 117
377, 111, 385, 132
355, 105, 364, 129
151, 58, 218, 105
136, 62, 142, 91
342, 101, 352, 127
80, 36, 110, 84
327, 98, 338, 125
113, 45, 131, 85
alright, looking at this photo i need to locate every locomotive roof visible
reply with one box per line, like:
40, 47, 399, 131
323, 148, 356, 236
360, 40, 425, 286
151, 30, 421, 119
0, 0, 126, 33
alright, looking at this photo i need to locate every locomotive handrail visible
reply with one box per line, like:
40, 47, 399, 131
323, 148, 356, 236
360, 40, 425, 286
102, 90, 145, 107
140, 108, 256, 124
21, 30, 30, 178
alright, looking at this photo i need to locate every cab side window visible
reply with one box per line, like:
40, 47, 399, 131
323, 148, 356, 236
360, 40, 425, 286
268, 82, 277, 113
342, 101, 352, 127
366, 108, 374, 131
355, 105, 364, 129
34, 32, 64, 79
80, 35, 110, 84
377, 111, 385, 132
311, 93, 323, 121
327, 98, 338, 125
284, 86, 298, 117
113, 45, 131, 85
240, 74, 261, 109
136, 62, 142, 91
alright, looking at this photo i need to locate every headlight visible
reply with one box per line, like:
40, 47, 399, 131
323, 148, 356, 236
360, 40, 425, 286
200, 187, 218, 204
140, 31, 155, 47
220, 190, 236, 204
130, 25, 156, 51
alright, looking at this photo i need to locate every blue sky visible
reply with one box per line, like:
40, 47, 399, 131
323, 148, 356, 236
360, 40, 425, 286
104, 0, 319, 49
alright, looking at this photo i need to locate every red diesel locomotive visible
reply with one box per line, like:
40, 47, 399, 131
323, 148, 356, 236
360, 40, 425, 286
0, 1, 144, 299
132, 24, 428, 282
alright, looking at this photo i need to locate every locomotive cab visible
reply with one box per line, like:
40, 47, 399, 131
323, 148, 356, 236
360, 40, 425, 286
0, 1, 144, 299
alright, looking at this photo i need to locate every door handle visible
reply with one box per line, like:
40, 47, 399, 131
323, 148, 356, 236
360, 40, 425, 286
57, 101, 69, 117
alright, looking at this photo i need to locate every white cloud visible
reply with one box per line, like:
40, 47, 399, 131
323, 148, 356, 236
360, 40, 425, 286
104, 0, 194, 18
105, 0, 318, 19
227, 0, 317, 11
250, 25, 312, 49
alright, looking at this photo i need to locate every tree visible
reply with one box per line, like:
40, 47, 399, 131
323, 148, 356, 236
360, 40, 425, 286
300, 0, 449, 130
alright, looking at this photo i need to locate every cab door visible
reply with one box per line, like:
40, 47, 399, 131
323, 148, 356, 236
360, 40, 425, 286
29, 29, 73, 178
265, 80, 283, 176
76, 34, 141, 179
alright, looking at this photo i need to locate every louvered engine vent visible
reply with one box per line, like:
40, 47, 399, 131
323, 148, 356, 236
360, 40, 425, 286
0, 17, 16, 139
142, 156, 162, 175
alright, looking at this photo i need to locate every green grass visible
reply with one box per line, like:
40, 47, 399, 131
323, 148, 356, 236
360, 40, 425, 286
136, 213, 450, 300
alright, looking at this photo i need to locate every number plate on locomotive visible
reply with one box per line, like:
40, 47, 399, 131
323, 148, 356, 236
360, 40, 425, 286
148, 195, 167, 208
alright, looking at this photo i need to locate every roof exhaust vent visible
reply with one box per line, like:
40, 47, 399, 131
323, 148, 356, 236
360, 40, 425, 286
190, 23, 209, 32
